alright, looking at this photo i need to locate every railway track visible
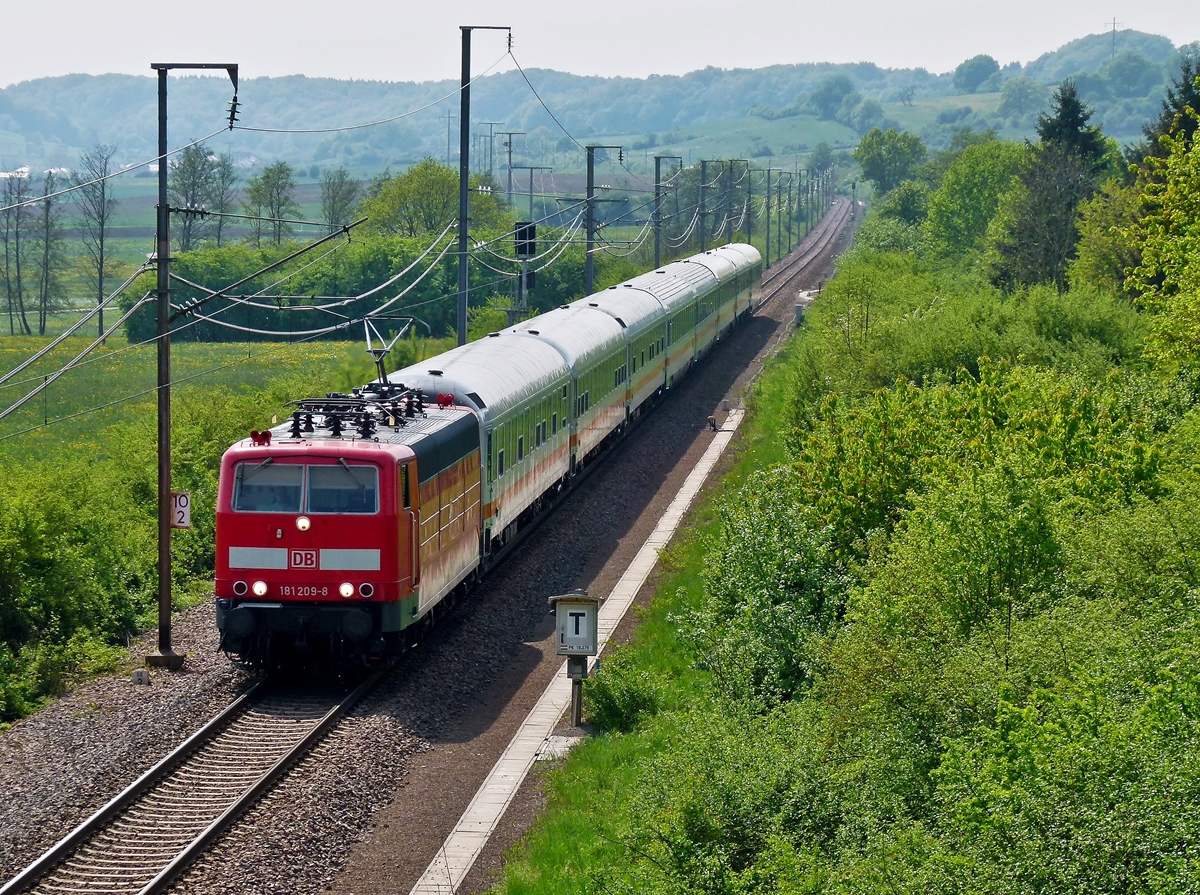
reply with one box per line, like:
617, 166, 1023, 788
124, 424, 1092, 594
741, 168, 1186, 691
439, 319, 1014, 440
760, 197, 854, 303
0, 665, 391, 895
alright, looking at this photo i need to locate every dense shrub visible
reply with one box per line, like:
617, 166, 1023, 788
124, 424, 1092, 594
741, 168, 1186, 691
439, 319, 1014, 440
585, 648, 661, 733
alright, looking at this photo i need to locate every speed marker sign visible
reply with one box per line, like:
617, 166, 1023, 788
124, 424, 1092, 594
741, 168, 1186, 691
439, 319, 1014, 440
171, 492, 192, 529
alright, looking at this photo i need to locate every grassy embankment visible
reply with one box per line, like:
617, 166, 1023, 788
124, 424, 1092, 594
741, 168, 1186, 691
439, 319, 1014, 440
491, 228, 1200, 890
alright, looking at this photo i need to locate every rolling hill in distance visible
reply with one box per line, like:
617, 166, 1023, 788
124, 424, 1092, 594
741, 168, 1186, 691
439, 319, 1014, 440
0, 28, 1193, 181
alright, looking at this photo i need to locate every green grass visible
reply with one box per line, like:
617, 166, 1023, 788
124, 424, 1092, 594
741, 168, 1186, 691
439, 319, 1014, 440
491, 336, 804, 894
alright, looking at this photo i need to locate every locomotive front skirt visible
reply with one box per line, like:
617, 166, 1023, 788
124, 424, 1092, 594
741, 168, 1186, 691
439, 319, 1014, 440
214, 243, 763, 664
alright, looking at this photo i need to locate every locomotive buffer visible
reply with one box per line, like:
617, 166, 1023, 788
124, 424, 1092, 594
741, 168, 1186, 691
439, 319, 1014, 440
549, 590, 603, 726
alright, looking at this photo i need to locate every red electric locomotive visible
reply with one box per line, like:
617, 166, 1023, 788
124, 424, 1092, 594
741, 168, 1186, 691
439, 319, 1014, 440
214, 385, 481, 664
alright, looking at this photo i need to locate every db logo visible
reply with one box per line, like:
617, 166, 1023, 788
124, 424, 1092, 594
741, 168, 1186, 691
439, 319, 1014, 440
289, 549, 317, 570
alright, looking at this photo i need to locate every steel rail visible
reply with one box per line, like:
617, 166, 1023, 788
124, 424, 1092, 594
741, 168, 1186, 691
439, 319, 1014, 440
760, 198, 852, 301
1, 662, 393, 895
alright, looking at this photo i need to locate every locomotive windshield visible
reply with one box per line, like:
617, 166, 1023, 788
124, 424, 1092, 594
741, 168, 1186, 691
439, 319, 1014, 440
233, 462, 303, 512
308, 464, 378, 514
232, 462, 378, 514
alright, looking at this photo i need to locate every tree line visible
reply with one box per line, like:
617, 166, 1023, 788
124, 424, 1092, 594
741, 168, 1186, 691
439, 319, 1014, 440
1, 143, 376, 339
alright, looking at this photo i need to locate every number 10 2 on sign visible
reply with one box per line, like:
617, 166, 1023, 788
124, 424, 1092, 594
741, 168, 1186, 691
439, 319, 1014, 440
171, 491, 192, 529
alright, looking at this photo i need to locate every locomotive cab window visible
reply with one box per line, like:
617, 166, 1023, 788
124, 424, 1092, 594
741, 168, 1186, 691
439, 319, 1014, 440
308, 464, 379, 514
233, 462, 302, 513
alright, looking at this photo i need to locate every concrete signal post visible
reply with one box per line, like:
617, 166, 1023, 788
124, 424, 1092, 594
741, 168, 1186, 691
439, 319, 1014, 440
550, 591, 604, 726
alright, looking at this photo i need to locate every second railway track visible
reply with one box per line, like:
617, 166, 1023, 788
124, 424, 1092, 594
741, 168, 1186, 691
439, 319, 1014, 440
761, 197, 853, 301
1, 666, 390, 895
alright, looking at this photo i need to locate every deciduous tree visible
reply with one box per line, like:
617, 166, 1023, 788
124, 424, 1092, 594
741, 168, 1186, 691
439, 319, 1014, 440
925, 140, 1025, 257
853, 128, 928, 196
34, 171, 67, 336
358, 158, 458, 237
207, 151, 239, 247
73, 144, 119, 337
1127, 108, 1200, 367
953, 54, 1000, 94
243, 161, 298, 246
319, 166, 361, 233
1, 170, 34, 335
999, 77, 1048, 119
808, 75, 856, 120
168, 143, 217, 253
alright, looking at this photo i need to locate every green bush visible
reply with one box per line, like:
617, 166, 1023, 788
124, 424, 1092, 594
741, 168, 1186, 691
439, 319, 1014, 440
585, 648, 661, 733
681, 467, 847, 706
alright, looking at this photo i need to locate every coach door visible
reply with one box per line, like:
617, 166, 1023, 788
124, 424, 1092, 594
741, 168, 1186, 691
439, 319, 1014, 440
400, 461, 419, 589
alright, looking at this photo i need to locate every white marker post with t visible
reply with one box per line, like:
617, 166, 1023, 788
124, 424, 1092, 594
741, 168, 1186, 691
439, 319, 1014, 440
549, 590, 604, 726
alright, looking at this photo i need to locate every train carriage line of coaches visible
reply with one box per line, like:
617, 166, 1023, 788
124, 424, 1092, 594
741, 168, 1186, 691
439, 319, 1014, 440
214, 243, 764, 665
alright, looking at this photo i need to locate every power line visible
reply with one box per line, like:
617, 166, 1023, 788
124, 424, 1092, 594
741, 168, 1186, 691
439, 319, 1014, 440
508, 50, 584, 151
0, 127, 228, 214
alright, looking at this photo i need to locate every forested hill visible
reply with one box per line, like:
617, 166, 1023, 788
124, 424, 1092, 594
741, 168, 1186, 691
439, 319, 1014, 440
0, 28, 1194, 174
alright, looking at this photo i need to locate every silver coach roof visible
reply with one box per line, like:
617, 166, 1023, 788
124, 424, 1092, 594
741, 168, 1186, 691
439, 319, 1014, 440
570, 286, 665, 338
389, 334, 570, 424
685, 248, 741, 282
712, 243, 763, 266
510, 306, 626, 372
632, 259, 716, 313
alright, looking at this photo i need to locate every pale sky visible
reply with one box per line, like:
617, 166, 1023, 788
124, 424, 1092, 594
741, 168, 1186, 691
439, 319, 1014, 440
6, 0, 1199, 88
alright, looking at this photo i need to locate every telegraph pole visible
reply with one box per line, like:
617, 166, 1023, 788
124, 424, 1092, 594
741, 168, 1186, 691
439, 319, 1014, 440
727, 159, 748, 245
746, 163, 754, 246
481, 121, 504, 176
786, 174, 794, 253
585, 144, 621, 295
653, 155, 681, 268
439, 114, 457, 164
764, 166, 772, 268
776, 177, 783, 262
457, 26, 510, 346
147, 61, 238, 670
513, 164, 552, 220
497, 130, 524, 205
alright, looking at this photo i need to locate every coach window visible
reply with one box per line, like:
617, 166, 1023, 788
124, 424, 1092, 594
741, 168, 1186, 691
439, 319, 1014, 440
552, 412, 557, 435
498, 448, 505, 477
486, 434, 493, 482
233, 462, 303, 513
518, 435, 525, 462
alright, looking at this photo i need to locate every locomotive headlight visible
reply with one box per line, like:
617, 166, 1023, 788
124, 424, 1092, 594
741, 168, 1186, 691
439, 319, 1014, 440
339, 582, 355, 598
252, 580, 268, 597
296, 516, 311, 532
